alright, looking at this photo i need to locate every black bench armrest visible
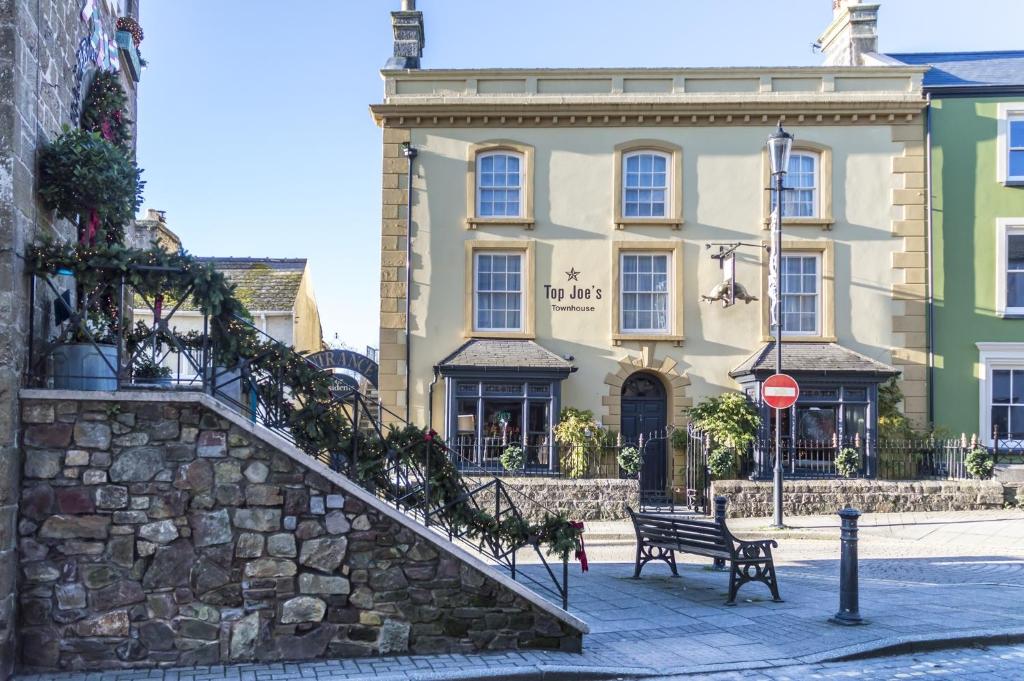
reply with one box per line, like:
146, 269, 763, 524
733, 538, 778, 561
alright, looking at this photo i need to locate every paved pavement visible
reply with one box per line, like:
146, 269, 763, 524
17, 509, 1024, 681
679, 643, 1024, 680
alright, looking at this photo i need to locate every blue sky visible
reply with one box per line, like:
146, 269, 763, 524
137, 0, 1024, 351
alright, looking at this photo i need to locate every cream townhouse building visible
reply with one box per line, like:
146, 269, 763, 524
372, 1, 929, 495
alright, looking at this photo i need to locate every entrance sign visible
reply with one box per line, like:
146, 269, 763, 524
762, 373, 799, 410
307, 349, 379, 388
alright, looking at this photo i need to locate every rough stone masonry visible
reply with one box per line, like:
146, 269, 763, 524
16, 394, 582, 673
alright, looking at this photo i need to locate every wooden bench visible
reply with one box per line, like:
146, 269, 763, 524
626, 499, 782, 606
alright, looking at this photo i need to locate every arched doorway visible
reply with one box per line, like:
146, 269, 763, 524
621, 372, 667, 493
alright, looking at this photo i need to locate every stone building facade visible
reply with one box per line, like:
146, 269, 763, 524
371, 1, 929, 495
0, 0, 142, 675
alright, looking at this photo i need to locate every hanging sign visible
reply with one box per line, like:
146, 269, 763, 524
307, 349, 379, 388
762, 373, 800, 410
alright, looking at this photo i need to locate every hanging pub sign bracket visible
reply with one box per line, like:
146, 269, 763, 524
701, 242, 764, 308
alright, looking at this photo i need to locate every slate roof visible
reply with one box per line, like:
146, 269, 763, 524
437, 339, 575, 373
730, 342, 898, 378
886, 51, 1024, 91
197, 258, 306, 312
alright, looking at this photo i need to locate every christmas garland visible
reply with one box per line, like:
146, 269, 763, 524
81, 70, 132, 149
28, 240, 583, 561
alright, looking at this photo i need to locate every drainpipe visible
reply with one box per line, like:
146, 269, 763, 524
924, 93, 935, 425
427, 366, 439, 435
402, 142, 418, 422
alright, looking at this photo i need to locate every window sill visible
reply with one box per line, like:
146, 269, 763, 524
761, 217, 834, 230
613, 333, 684, 346
615, 218, 684, 230
467, 331, 536, 340
1003, 179, 1024, 187
466, 217, 535, 230
996, 311, 1024, 319
761, 335, 837, 343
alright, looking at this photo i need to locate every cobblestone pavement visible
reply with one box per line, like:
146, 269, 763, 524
17, 510, 1024, 681
675, 643, 1024, 680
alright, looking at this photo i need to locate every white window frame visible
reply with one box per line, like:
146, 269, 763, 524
619, 251, 671, 334
780, 252, 822, 337
977, 342, 1024, 446
771, 152, 820, 219
997, 103, 1024, 185
621, 150, 672, 219
473, 251, 523, 332
476, 151, 524, 219
995, 218, 1024, 316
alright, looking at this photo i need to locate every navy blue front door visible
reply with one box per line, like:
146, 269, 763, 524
621, 373, 667, 493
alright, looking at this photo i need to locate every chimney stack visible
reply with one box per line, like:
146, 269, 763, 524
818, 0, 880, 66
385, 0, 425, 70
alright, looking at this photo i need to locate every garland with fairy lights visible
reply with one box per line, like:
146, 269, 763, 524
81, 70, 132, 149
116, 16, 144, 47
27, 240, 584, 561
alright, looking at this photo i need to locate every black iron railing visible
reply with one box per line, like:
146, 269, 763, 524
26, 269, 574, 608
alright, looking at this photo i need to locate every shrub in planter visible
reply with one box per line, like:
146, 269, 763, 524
965, 447, 995, 479
500, 444, 524, 472
687, 392, 760, 450
707, 447, 735, 479
835, 447, 860, 478
38, 126, 144, 244
132, 357, 172, 387
617, 445, 642, 475
554, 407, 603, 479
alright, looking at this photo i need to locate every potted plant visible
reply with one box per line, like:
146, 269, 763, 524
132, 356, 172, 388
115, 16, 144, 81
50, 310, 119, 391
965, 446, 995, 479
554, 407, 603, 479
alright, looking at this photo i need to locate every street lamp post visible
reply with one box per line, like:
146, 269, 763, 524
766, 122, 794, 529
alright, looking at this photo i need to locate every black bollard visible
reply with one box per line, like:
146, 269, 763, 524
713, 496, 727, 570
831, 506, 865, 625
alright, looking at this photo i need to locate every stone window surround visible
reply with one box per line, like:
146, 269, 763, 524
976, 342, 1024, 445
760, 239, 837, 343
464, 239, 536, 340
996, 103, 1024, 186
613, 140, 684, 230
611, 240, 684, 345
995, 217, 1024, 317
466, 140, 536, 229
761, 140, 834, 229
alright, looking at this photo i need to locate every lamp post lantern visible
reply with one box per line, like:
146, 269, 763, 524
767, 122, 793, 529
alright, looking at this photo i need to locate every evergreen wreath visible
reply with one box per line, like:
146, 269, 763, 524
500, 444, 525, 472
617, 446, 642, 475
965, 446, 995, 479
834, 447, 860, 478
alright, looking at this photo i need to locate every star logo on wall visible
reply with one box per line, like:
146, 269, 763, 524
566, 268, 581, 281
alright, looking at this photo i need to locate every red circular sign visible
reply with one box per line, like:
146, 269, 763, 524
762, 374, 800, 410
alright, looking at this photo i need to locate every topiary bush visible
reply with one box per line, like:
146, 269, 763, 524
617, 445, 641, 475
965, 447, 995, 479
500, 444, 524, 472
38, 126, 144, 243
707, 447, 734, 479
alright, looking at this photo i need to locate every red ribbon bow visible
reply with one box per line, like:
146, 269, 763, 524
570, 521, 588, 573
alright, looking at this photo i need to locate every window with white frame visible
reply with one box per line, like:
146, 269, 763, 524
474, 252, 522, 331
1010, 114, 1024, 181
620, 253, 670, 333
623, 151, 670, 218
990, 367, 1024, 439
476, 152, 523, 218
771, 152, 819, 218
780, 253, 820, 335
995, 219, 1024, 316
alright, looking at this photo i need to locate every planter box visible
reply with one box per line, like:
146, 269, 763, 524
116, 30, 141, 81
51, 343, 118, 391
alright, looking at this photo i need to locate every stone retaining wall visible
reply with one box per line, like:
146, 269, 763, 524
465, 477, 639, 522
711, 479, 1005, 518
17, 393, 583, 673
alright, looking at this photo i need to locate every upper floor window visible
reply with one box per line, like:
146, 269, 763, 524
997, 104, 1024, 185
476, 152, 523, 218
622, 151, 670, 218
620, 253, 670, 333
780, 253, 821, 336
996, 219, 1024, 316
771, 153, 819, 218
474, 252, 522, 332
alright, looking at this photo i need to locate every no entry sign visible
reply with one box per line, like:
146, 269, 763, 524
762, 374, 799, 410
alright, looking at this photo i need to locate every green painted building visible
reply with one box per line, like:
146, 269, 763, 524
889, 51, 1024, 443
